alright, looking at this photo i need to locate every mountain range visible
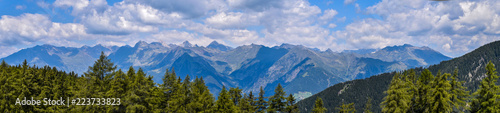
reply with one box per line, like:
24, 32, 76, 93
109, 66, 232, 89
0, 41, 451, 98
296, 40, 500, 112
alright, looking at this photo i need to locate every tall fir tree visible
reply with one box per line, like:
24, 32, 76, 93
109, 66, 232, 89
182, 75, 192, 112
312, 97, 327, 113
85, 51, 117, 81
0, 60, 7, 67
256, 86, 268, 113
415, 69, 434, 112
83, 51, 117, 112
239, 93, 254, 113
248, 91, 256, 111
189, 76, 215, 113
404, 69, 418, 112
106, 69, 126, 112
450, 68, 469, 112
430, 72, 452, 113
166, 77, 186, 112
229, 87, 243, 106
215, 87, 237, 113
381, 72, 411, 113
269, 83, 286, 112
285, 94, 299, 113
471, 61, 500, 112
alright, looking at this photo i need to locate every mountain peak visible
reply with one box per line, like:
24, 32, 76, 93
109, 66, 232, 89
207, 41, 232, 51
182, 41, 192, 47
94, 44, 104, 48
209, 41, 220, 45
381, 44, 414, 51
134, 41, 148, 47
402, 44, 413, 47
325, 48, 334, 53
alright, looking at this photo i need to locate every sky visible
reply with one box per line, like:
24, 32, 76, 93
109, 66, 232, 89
0, 0, 499, 58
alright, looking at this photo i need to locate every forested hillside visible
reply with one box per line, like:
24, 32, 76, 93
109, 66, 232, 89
0, 52, 299, 112
297, 40, 500, 113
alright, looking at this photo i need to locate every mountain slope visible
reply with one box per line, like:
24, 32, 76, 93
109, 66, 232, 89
296, 40, 500, 113
1, 44, 118, 74
0, 41, 450, 99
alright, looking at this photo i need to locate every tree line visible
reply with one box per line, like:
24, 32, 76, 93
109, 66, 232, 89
309, 61, 500, 113
0, 52, 299, 112
380, 61, 500, 113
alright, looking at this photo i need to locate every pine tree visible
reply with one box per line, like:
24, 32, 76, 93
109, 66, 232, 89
269, 83, 286, 112
430, 72, 452, 113
248, 91, 256, 112
83, 51, 117, 112
285, 94, 299, 113
471, 61, 500, 112
312, 97, 327, 113
450, 68, 469, 112
182, 75, 192, 112
229, 87, 243, 106
166, 77, 186, 112
85, 51, 117, 81
404, 69, 417, 112
381, 72, 411, 113
197, 77, 215, 113
336, 102, 355, 113
415, 69, 434, 112
106, 69, 126, 112
364, 97, 373, 113
215, 87, 237, 113
256, 86, 268, 113
0, 60, 8, 67
239, 93, 254, 113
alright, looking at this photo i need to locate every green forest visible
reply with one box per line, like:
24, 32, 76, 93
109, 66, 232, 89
0, 52, 299, 113
379, 61, 499, 113
304, 61, 500, 113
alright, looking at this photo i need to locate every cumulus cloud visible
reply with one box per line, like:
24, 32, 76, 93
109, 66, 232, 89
0, 14, 87, 47
204, 12, 259, 29
54, 0, 108, 15
228, 0, 285, 12
339, 0, 500, 57
78, 2, 190, 35
126, 0, 224, 19
1, 0, 498, 58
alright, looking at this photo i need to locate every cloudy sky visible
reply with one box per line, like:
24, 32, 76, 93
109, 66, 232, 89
0, 0, 499, 58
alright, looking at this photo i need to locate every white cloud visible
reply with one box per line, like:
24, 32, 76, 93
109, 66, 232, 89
0, 14, 87, 47
344, 0, 357, 5
319, 9, 338, 21
126, 0, 224, 19
187, 23, 261, 46
1, 0, 498, 58
204, 12, 259, 29
79, 2, 185, 35
339, 0, 500, 57
54, 0, 107, 15
328, 23, 337, 28
15, 5, 26, 10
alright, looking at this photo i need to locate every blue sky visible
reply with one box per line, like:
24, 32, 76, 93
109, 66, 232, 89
0, 0, 499, 58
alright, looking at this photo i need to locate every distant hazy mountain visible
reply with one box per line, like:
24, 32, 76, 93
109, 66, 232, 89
296, 41, 500, 112
0, 41, 450, 97
1, 44, 118, 74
